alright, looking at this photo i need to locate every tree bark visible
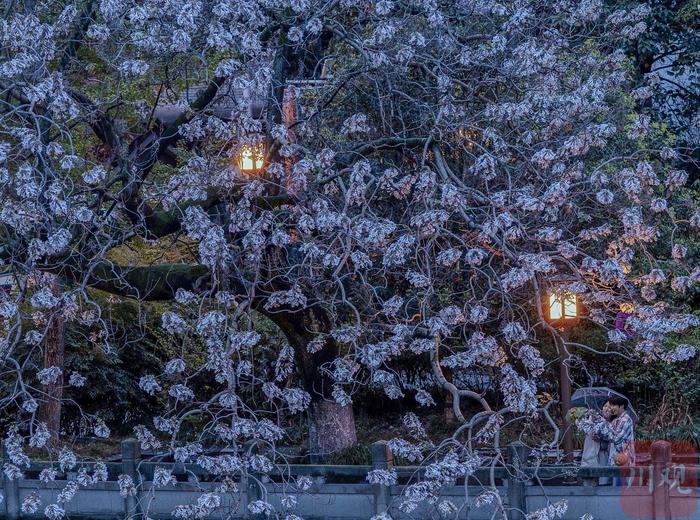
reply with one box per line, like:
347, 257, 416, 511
274, 308, 358, 461
443, 390, 456, 424
38, 285, 65, 443
442, 366, 456, 424
308, 400, 357, 463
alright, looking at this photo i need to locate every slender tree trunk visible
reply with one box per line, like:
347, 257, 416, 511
38, 284, 64, 443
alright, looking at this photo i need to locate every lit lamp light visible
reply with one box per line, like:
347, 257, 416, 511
237, 142, 265, 174
545, 287, 579, 325
548, 290, 578, 322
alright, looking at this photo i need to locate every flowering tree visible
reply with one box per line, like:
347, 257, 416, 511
0, 0, 698, 518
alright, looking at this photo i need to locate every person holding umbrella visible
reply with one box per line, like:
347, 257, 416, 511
595, 395, 636, 482
570, 388, 636, 485
570, 387, 638, 422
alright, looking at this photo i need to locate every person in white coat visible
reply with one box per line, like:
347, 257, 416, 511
580, 402, 612, 485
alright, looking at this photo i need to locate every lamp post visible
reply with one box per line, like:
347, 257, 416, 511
544, 283, 580, 463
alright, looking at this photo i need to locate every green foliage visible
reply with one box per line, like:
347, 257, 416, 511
619, 355, 700, 409
62, 298, 168, 436
637, 423, 700, 447
57, 291, 298, 442
325, 443, 372, 465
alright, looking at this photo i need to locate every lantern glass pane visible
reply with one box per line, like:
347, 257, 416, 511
564, 293, 577, 319
549, 293, 563, 320
549, 291, 577, 320
240, 147, 255, 171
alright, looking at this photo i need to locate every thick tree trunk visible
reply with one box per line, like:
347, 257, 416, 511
38, 286, 64, 443
308, 400, 357, 463
273, 308, 358, 461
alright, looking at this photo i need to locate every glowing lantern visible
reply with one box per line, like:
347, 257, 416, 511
237, 142, 265, 174
546, 288, 578, 323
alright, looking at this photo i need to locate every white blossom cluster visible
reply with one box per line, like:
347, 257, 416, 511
0, 0, 698, 517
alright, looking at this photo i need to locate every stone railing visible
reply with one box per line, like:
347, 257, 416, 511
2, 439, 694, 519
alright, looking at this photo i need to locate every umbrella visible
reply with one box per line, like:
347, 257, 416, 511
570, 386, 638, 422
